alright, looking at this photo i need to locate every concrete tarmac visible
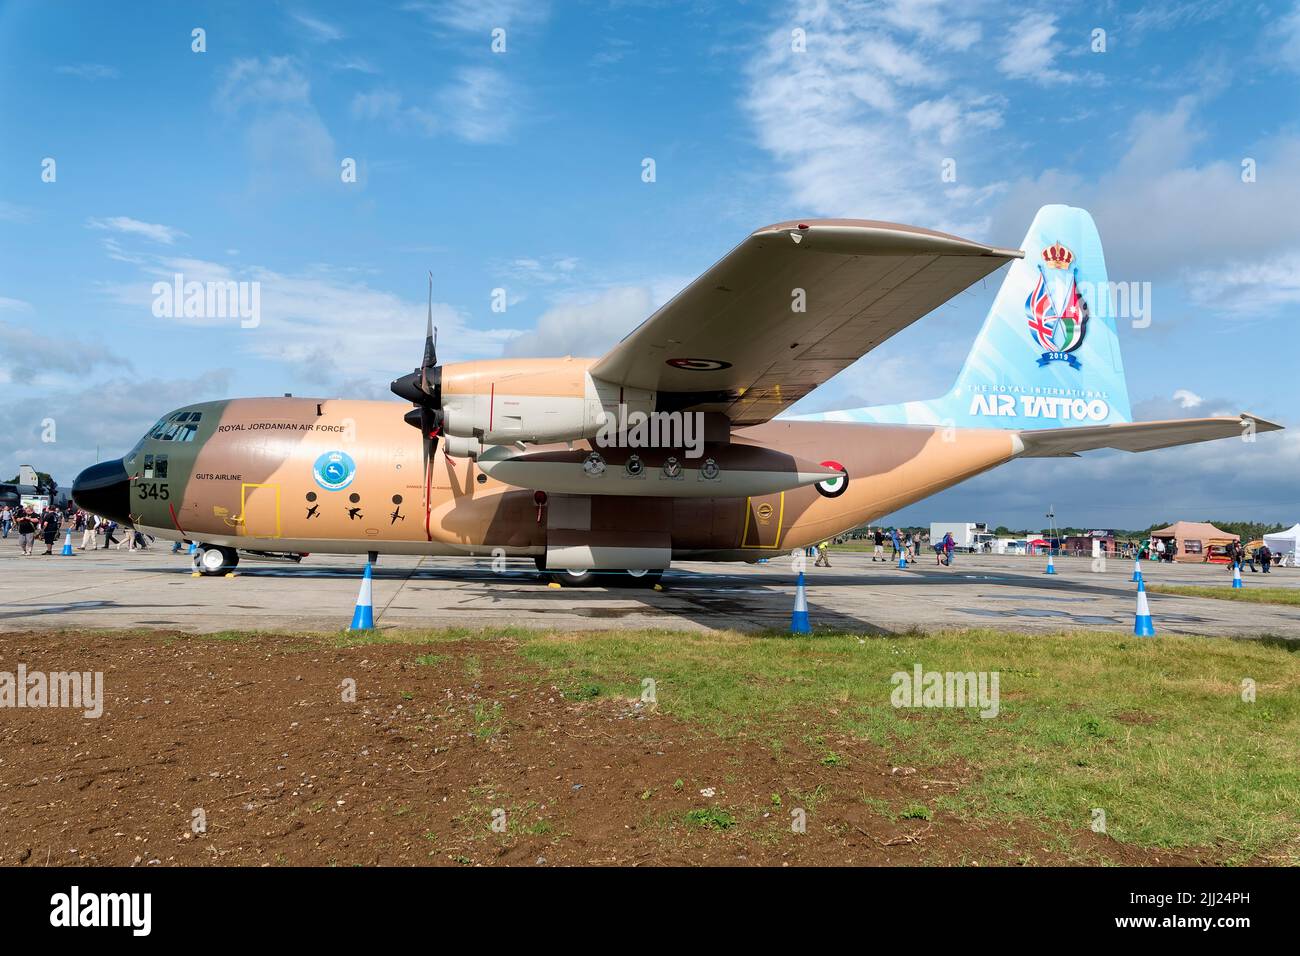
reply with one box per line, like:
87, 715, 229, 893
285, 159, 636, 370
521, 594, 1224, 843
0, 535, 1295, 637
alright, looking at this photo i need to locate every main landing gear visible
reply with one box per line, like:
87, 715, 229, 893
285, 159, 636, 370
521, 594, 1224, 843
533, 557, 662, 588
193, 545, 239, 576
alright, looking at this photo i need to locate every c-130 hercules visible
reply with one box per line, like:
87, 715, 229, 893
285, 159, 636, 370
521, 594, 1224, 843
73, 205, 1280, 585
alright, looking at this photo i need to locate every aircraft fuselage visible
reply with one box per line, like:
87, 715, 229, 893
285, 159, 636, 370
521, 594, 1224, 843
88, 396, 1019, 563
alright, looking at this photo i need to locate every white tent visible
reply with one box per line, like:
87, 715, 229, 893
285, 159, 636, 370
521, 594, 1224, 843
1263, 524, 1300, 564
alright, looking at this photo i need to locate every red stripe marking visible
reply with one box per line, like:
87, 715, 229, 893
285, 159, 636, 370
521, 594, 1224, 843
167, 502, 186, 535
489, 382, 495, 432
424, 451, 434, 542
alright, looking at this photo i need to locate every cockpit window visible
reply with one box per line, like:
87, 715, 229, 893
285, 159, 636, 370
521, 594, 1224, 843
126, 410, 204, 464
147, 410, 204, 442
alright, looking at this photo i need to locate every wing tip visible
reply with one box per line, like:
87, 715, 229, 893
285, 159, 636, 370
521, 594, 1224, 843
1240, 412, 1285, 432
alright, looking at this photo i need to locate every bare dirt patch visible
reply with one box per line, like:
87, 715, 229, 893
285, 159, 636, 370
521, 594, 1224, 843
0, 629, 1208, 866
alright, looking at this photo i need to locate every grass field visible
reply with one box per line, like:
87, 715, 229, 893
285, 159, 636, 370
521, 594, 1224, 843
1147, 583, 1300, 606
313, 623, 1300, 862
126, 623, 1300, 862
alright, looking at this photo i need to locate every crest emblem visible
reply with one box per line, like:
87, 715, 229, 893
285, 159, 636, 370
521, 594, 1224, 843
1026, 242, 1089, 369
313, 450, 356, 491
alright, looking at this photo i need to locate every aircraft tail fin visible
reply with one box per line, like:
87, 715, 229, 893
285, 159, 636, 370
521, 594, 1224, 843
810, 205, 1134, 430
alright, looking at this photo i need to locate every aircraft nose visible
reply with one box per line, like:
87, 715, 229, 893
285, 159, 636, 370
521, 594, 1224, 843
72, 458, 131, 524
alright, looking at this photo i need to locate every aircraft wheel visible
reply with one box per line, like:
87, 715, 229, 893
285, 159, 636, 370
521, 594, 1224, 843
554, 567, 596, 587
549, 568, 662, 588
194, 545, 239, 576
624, 568, 663, 588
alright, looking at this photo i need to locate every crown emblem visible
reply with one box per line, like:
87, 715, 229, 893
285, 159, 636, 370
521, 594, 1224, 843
1041, 242, 1074, 270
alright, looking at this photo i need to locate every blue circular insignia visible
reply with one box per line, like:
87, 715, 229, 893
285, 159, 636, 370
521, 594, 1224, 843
313, 450, 356, 491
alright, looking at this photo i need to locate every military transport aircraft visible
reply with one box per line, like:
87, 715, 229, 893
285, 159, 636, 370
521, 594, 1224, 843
73, 205, 1281, 585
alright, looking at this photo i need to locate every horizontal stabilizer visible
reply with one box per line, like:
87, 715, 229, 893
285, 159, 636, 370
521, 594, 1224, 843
1016, 414, 1282, 457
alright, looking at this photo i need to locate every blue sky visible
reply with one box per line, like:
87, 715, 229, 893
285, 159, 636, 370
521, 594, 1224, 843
2, 0, 1298, 528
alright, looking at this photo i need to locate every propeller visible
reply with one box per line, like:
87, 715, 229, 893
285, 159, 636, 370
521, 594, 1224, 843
391, 273, 443, 478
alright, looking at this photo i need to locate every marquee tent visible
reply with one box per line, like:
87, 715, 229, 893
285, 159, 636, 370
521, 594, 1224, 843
1263, 524, 1300, 564
1150, 521, 1239, 563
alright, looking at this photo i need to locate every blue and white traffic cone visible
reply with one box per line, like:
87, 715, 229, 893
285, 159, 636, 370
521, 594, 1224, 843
1045, 552, 1056, 575
790, 571, 811, 634
349, 562, 375, 630
1133, 577, 1155, 636
188, 540, 196, 555
60, 529, 74, 556
897, 552, 907, 569
1131, 557, 1142, 583
1232, 563, 1243, 589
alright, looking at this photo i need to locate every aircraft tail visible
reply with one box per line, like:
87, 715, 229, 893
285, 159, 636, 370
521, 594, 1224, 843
810, 204, 1133, 430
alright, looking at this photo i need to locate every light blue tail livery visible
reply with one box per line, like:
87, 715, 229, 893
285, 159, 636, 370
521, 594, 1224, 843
796, 205, 1132, 430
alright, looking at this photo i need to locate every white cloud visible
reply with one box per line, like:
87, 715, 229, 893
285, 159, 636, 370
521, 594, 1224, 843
906, 96, 1002, 147
96, 247, 517, 396
87, 216, 186, 245
439, 67, 517, 143
352, 67, 519, 143
0, 201, 33, 223
1173, 389, 1204, 409
216, 57, 311, 111
402, 0, 550, 33
503, 282, 686, 358
290, 12, 344, 42
1276, 2, 1300, 71
215, 57, 337, 186
1186, 251, 1300, 316
997, 14, 1080, 85
55, 63, 119, 80
991, 99, 1300, 288
744, 0, 1005, 233
350, 90, 437, 135
0, 319, 126, 384
335, 56, 380, 74
0, 370, 234, 488
509, 255, 579, 285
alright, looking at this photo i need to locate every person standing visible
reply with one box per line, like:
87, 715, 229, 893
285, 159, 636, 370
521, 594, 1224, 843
943, 531, 956, 566
39, 507, 60, 555
80, 512, 98, 550
872, 527, 884, 562
0, 505, 11, 538
1260, 544, 1272, 574
815, 539, 831, 567
16, 509, 37, 555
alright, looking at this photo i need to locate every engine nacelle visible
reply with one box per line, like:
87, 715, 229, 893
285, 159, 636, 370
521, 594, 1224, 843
438, 358, 653, 445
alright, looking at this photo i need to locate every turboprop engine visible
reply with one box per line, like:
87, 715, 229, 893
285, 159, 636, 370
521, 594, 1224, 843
435, 358, 655, 446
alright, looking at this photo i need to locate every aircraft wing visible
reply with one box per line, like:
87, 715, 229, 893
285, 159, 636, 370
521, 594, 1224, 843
1016, 414, 1283, 457
589, 219, 1022, 425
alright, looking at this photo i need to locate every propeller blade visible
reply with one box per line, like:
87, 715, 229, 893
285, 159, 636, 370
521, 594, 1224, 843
421, 271, 437, 389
